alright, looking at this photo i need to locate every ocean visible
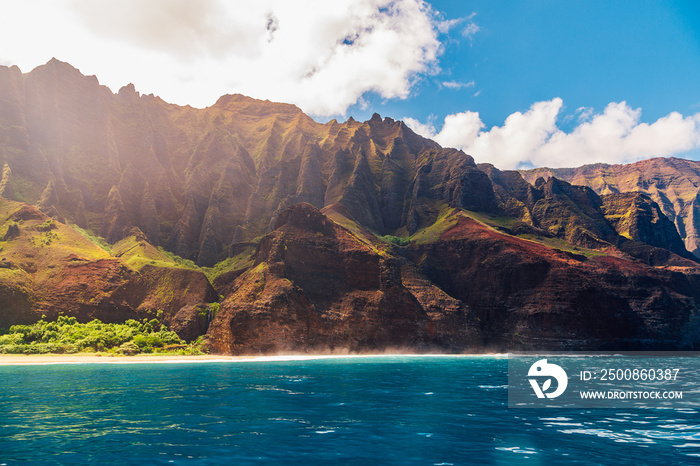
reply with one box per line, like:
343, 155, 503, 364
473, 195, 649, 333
1, 356, 698, 465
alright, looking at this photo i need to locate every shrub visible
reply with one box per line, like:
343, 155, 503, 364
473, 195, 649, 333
61, 344, 79, 354
118, 341, 140, 355
57, 316, 78, 326
381, 235, 409, 247
158, 330, 182, 345
124, 319, 141, 329
133, 334, 163, 348
0, 333, 25, 345
36, 219, 57, 232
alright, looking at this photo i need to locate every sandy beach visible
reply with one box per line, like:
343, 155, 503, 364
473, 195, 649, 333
0, 352, 499, 366
0, 353, 248, 365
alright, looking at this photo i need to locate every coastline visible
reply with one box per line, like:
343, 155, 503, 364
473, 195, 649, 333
0, 352, 506, 366
0, 353, 242, 365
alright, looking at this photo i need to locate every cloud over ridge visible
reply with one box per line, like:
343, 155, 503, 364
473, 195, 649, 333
405, 99, 700, 169
64, 0, 442, 116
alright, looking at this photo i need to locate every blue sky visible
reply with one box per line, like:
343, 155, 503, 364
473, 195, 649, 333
351, 0, 700, 130
1, 0, 699, 168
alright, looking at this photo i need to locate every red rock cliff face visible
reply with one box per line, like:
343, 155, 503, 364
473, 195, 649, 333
206, 204, 700, 353
410, 216, 700, 350
206, 204, 482, 354
0, 198, 217, 331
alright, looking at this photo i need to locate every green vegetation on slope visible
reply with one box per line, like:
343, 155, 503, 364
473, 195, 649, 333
322, 206, 387, 254
0, 200, 113, 281
461, 209, 526, 231
409, 204, 457, 244
203, 247, 256, 282
110, 233, 199, 271
516, 234, 606, 258
156, 246, 198, 270
379, 235, 409, 246
403, 203, 607, 258
460, 208, 606, 257
0, 316, 207, 355
70, 224, 113, 253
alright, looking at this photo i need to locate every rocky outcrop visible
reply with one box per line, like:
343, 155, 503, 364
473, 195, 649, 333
601, 192, 696, 263
138, 184, 161, 246
100, 186, 131, 243
531, 176, 615, 248
207, 203, 482, 354
0, 198, 217, 338
407, 215, 700, 350
204, 203, 700, 353
3, 222, 19, 240
521, 157, 700, 257
480, 164, 697, 265
402, 149, 498, 235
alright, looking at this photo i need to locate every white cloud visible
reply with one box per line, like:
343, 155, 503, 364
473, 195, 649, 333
441, 80, 474, 90
437, 18, 462, 34
576, 106, 594, 122
0, 0, 442, 116
403, 117, 437, 138
436, 11, 479, 40
70, 0, 255, 60
404, 99, 700, 169
536, 103, 700, 168
434, 111, 484, 148
459, 12, 481, 41
462, 22, 481, 39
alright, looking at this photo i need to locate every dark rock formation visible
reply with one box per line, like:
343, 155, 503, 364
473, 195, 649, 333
602, 193, 689, 255
205, 204, 700, 353
0, 199, 217, 337
3, 222, 19, 240
521, 157, 700, 257
480, 164, 697, 265
408, 215, 700, 350
207, 203, 482, 354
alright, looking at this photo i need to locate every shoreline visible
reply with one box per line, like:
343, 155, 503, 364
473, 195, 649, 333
0, 352, 507, 366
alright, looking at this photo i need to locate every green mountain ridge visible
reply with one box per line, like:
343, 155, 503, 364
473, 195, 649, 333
521, 157, 700, 257
1, 59, 700, 352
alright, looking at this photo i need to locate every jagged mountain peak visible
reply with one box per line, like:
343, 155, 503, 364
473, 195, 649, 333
0, 58, 694, 270
118, 83, 139, 98
521, 157, 700, 256
44, 57, 78, 71
212, 93, 304, 116
31, 57, 99, 85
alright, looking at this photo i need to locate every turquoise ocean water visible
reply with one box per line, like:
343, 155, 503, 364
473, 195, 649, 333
1, 356, 699, 465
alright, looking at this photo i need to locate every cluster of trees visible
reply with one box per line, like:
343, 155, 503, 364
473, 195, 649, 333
381, 235, 410, 247
0, 316, 206, 355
